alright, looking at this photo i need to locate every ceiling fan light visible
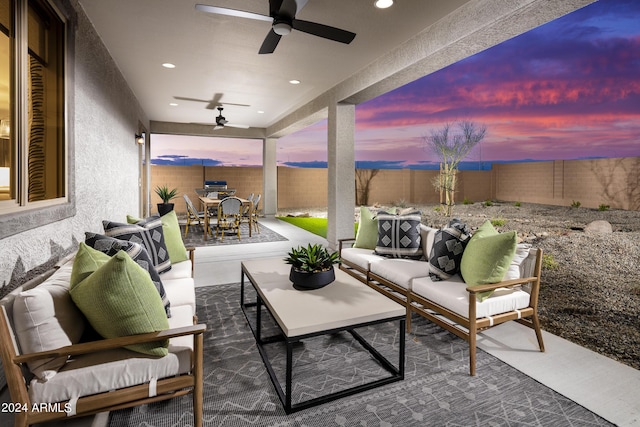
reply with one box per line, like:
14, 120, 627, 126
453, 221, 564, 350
374, 0, 394, 8
273, 21, 292, 35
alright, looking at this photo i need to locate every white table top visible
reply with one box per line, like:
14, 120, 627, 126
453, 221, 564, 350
242, 258, 406, 337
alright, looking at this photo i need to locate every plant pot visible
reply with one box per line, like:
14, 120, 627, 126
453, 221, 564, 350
289, 266, 335, 290
157, 203, 174, 216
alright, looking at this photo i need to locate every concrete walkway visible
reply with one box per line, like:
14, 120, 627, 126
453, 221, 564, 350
194, 217, 640, 427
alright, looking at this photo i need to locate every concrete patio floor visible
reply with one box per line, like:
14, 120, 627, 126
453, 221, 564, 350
194, 217, 640, 427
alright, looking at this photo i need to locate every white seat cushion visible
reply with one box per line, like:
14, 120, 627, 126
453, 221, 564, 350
411, 274, 531, 319
370, 259, 430, 290
28, 304, 195, 404
162, 277, 196, 312
159, 259, 192, 281
340, 248, 385, 271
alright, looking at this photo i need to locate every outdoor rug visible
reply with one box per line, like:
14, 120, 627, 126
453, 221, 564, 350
180, 222, 288, 247
109, 284, 612, 427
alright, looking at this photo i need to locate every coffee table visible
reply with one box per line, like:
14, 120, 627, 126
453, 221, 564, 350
240, 258, 406, 414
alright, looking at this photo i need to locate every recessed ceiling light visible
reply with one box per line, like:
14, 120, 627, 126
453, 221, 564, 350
162, 63, 176, 69
289, 79, 301, 85
257, 110, 265, 114
374, 0, 394, 8
169, 103, 178, 106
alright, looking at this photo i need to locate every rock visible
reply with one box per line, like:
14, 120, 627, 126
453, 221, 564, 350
584, 220, 613, 234
287, 212, 310, 218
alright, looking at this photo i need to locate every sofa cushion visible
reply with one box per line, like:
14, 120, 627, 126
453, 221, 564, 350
374, 210, 423, 259
84, 233, 170, 317
370, 258, 431, 290
28, 343, 192, 404
162, 277, 196, 313
461, 221, 517, 300
428, 219, 471, 281
504, 243, 532, 280
70, 251, 170, 357
159, 259, 192, 281
412, 275, 531, 320
340, 247, 386, 271
12, 263, 85, 381
103, 216, 172, 274
354, 206, 378, 249
419, 224, 438, 260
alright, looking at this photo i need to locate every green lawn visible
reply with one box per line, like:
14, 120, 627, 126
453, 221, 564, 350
277, 216, 358, 238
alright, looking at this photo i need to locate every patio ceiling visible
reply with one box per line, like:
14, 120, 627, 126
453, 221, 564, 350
76, 0, 595, 139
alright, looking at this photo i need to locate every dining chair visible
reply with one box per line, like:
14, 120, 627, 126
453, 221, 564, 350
216, 196, 242, 241
183, 194, 205, 237
250, 194, 261, 233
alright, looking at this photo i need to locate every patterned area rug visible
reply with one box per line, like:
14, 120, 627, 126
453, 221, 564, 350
109, 284, 612, 427
179, 222, 288, 247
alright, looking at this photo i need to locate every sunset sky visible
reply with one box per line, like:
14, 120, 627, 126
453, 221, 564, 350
152, 0, 640, 169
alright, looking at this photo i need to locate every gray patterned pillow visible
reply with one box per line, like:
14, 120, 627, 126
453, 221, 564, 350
374, 210, 423, 259
102, 216, 172, 274
429, 219, 471, 281
85, 232, 171, 317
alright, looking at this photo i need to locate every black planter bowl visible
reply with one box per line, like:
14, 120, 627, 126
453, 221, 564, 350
289, 267, 335, 291
157, 203, 174, 216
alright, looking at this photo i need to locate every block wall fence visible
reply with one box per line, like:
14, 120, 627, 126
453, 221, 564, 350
150, 157, 640, 215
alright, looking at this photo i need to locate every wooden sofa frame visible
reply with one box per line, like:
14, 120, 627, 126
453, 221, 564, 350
0, 246, 204, 427
339, 238, 545, 376
0, 308, 206, 427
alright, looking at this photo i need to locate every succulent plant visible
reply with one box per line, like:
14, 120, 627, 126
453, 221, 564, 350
284, 244, 340, 273
154, 185, 178, 203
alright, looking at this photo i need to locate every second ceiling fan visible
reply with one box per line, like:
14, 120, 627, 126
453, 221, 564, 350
196, 0, 356, 54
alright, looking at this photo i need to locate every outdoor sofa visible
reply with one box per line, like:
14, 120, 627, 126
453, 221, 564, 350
339, 208, 545, 376
0, 210, 205, 426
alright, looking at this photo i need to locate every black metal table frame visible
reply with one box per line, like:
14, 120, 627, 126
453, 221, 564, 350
240, 267, 405, 414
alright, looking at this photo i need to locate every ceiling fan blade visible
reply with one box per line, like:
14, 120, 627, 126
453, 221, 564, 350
259, 30, 282, 54
213, 125, 224, 130
174, 96, 211, 103
292, 19, 356, 44
195, 4, 272, 22
226, 123, 250, 129
206, 93, 223, 110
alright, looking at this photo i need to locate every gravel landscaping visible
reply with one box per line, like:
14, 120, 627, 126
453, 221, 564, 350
279, 202, 640, 370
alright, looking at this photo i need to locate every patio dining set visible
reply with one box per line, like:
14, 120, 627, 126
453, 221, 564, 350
183, 191, 261, 242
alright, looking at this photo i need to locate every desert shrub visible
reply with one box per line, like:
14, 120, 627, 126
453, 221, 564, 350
433, 206, 442, 213
483, 200, 493, 207
491, 218, 506, 227
514, 201, 521, 207
571, 200, 581, 208
598, 204, 610, 211
542, 253, 559, 270
395, 199, 408, 208
463, 197, 473, 205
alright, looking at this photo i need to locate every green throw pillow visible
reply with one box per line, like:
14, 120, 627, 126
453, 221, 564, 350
128, 212, 188, 264
69, 250, 170, 357
354, 206, 378, 249
70, 243, 111, 288
160, 210, 189, 263
460, 220, 517, 301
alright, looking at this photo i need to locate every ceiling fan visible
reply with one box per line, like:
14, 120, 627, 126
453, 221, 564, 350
195, 0, 356, 54
213, 107, 250, 130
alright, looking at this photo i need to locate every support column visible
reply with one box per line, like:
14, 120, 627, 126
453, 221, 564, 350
327, 102, 355, 250
263, 138, 278, 217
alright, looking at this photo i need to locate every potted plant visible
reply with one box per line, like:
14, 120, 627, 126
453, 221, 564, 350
284, 244, 340, 290
155, 185, 178, 216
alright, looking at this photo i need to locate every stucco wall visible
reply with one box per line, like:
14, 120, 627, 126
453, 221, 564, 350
0, 0, 147, 291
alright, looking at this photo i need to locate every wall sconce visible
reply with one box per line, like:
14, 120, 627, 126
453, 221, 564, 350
0, 119, 10, 138
135, 133, 144, 145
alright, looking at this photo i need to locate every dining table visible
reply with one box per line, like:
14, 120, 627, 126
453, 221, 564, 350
199, 196, 253, 241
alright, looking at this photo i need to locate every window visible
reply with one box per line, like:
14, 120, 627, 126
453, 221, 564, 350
0, 0, 66, 212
